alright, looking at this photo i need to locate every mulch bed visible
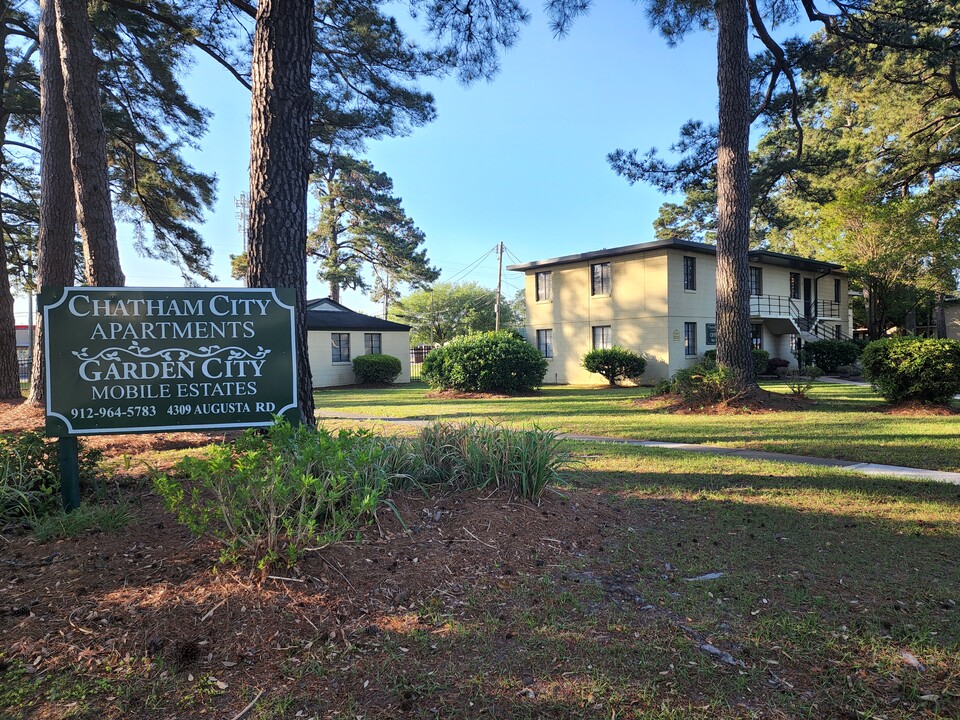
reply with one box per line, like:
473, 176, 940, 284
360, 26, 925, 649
881, 401, 959, 416
634, 387, 814, 414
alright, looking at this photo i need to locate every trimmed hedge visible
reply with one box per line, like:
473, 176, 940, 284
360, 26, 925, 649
799, 339, 861, 373
422, 331, 548, 394
860, 337, 960, 404
352, 353, 402, 384
702, 348, 769, 377
581, 346, 647, 386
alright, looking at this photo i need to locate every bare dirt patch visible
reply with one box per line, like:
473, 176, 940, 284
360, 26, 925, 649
634, 387, 814, 414
424, 389, 538, 400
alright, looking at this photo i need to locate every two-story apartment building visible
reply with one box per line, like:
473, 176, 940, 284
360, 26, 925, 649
507, 239, 850, 383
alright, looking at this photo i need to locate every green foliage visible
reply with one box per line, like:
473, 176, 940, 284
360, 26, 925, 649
30, 503, 133, 542
397, 421, 569, 500
777, 365, 823, 398
860, 337, 960, 404
671, 362, 740, 406
581, 346, 647, 386
799, 339, 861, 373
702, 348, 769, 377
153, 420, 399, 568
766, 357, 791, 375
352, 353, 402, 384
422, 331, 547, 394
0, 432, 102, 523
391, 282, 522, 344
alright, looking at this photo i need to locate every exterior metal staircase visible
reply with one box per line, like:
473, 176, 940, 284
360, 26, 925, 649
750, 295, 851, 342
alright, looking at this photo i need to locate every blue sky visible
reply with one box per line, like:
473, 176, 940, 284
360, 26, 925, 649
16, 2, 734, 323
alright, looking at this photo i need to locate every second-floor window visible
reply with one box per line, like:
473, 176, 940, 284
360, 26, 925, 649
535, 271, 553, 302
591, 262, 611, 296
364, 333, 381, 355
592, 325, 611, 350
749, 267, 763, 296
331, 333, 350, 363
834, 278, 842, 304
536, 329, 554, 358
683, 256, 696, 291
790, 272, 801, 299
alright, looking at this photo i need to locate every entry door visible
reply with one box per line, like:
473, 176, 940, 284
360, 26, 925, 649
803, 278, 813, 318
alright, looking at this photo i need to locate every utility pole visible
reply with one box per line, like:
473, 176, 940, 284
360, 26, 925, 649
494, 241, 503, 331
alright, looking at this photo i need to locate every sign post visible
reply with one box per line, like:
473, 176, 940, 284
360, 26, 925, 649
41, 287, 299, 510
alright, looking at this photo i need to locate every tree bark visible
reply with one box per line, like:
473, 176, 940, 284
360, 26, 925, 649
28, 0, 78, 406
55, 0, 124, 287
713, 0, 754, 388
246, 0, 315, 424
0, 19, 21, 400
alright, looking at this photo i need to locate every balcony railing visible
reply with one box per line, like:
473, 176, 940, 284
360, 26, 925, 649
814, 299, 841, 318
750, 294, 798, 318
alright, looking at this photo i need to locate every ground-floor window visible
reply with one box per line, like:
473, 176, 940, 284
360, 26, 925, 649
684, 322, 697, 356
364, 333, 382, 355
536, 329, 554, 358
331, 333, 350, 363
751, 323, 763, 349
835, 325, 842, 339
592, 325, 611, 350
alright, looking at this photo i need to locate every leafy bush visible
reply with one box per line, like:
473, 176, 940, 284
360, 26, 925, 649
581, 346, 647, 386
702, 348, 770, 377
353, 353, 402, 384
766, 357, 791, 375
860, 337, 960, 404
0, 432, 101, 523
422, 331, 547, 394
402, 421, 569, 500
671, 362, 740, 405
799, 339, 861, 373
154, 420, 402, 568
777, 365, 823, 397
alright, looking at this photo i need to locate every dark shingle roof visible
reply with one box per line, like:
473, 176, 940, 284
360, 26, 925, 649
305, 298, 410, 331
506, 239, 845, 274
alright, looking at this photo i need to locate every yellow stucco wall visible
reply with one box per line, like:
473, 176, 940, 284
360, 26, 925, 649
520, 246, 850, 383
307, 330, 411, 387
946, 302, 960, 341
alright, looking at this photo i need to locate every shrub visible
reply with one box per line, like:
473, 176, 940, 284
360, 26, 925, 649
404, 421, 569, 500
766, 357, 791, 375
800, 339, 861, 373
422, 331, 547, 394
777, 365, 822, 397
0, 432, 101, 523
154, 420, 401, 568
671, 362, 740, 405
702, 348, 769, 377
581, 346, 647, 386
353, 353, 402, 384
860, 337, 960, 404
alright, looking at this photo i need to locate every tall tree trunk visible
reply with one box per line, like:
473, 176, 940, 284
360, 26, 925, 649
936, 291, 947, 338
246, 0, 315, 424
28, 0, 78, 406
713, 0, 754, 388
0, 21, 21, 400
55, 0, 124, 287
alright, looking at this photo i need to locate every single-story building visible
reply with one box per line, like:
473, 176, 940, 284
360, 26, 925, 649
306, 298, 412, 386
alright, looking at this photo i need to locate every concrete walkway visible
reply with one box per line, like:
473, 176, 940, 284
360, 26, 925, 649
315, 411, 960, 486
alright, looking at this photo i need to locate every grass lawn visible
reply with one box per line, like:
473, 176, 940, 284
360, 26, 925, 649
3, 442, 958, 719
315, 382, 960, 472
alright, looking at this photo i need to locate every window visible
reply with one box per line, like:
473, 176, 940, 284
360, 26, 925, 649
536, 329, 554, 358
835, 325, 842, 339
790, 272, 801, 299
683, 256, 697, 291
331, 333, 350, 363
535, 271, 553, 302
705, 323, 717, 346
684, 322, 697, 356
364, 333, 382, 355
751, 323, 763, 349
591, 262, 611, 296
592, 325, 612, 350
834, 278, 842, 304
749, 267, 763, 296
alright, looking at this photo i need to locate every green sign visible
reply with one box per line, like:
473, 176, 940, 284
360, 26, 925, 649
42, 287, 298, 436
705, 323, 717, 346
